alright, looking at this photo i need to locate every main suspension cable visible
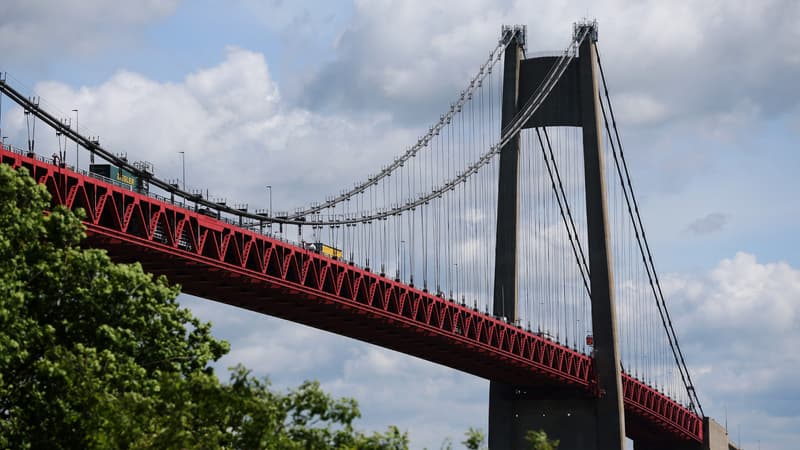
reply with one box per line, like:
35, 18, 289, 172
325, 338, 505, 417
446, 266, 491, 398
287, 30, 519, 219
595, 47, 703, 416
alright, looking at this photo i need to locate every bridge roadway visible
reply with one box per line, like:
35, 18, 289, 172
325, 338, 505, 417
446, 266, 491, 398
1, 144, 703, 445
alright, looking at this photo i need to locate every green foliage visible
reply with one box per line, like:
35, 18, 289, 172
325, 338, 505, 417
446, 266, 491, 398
525, 430, 560, 450
0, 164, 408, 449
462, 427, 486, 450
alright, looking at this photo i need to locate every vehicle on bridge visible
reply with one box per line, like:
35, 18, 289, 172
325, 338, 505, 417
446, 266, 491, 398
89, 163, 147, 193
307, 242, 343, 260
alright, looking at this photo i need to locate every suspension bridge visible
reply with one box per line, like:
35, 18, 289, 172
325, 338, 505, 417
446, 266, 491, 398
0, 22, 737, 449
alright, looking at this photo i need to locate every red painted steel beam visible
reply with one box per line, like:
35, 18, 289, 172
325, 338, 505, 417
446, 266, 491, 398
0, 145, 702, 443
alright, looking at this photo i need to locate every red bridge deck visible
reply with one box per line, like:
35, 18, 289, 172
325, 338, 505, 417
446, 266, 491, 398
1, 145, 702, 443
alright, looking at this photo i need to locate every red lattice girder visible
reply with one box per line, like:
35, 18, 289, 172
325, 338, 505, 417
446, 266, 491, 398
1, 145, 701, 443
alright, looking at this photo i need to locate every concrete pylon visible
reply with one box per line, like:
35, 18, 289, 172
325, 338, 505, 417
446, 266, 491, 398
488, 22, 625, 450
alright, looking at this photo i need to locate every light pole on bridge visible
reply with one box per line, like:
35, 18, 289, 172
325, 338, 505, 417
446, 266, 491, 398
265, 185, 272, 217
454, 263, 458, 301
400, 239, 406, 282
178, 151, 186, 190
72, 109, 78, 168
266, 185, 272, 231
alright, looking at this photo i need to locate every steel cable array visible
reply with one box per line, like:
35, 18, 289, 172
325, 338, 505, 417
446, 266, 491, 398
595, 48, 703, 415
287, 30, 517, 219
0, 27, 588, 228
0, 23, 703, 416
298, 26, 590, 226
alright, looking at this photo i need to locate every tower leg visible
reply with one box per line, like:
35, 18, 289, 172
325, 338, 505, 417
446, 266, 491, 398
489, 25, 525, 450
577, 25, 626, 450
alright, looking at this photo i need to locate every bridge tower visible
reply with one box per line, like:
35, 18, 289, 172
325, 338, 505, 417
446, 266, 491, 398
489, 22, 626, 450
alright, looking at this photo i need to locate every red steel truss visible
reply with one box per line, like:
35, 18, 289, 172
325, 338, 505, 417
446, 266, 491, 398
1, 145, 702, 443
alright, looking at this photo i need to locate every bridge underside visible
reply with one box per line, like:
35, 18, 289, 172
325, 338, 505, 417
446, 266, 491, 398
85, 226, 701, 447
86, 228, 585, 391
1, 146, 703, 444
90, 231, 699, 449
92, 230, 700, 449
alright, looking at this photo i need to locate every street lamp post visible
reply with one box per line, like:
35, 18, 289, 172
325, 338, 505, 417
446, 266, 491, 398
454, 263, 458, 300
1, 136, 6, 147
265, 185, 272, 217
400, 239, 406, 281
72, 109, 78, 168
178, 151, 186, 190
266, 185, 273, 231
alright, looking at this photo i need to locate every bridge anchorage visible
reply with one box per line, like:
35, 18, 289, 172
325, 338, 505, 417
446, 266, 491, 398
0, 19, 738, 450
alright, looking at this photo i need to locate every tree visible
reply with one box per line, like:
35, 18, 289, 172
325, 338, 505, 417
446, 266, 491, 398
0, 164, 407, 449
462, 427, 486, 450
525, 430, 560, 450
459, 427, 558, 450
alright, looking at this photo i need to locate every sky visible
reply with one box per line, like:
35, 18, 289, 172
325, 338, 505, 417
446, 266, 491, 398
2, 1, 799, 448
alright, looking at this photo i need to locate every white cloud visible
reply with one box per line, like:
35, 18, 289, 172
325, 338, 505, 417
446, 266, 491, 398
670, 252, 800, 335
221, 324, 341, 376
325, 346, 487, 447
0, 0, 179, 57
3, 46, 417, 211
613, 92, 669, 125
663, 252, 800, 446
302, 0, 800, 137
185, 47, 281, 120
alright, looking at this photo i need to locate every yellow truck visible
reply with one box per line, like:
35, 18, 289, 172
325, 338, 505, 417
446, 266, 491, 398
310, 242, 343, 260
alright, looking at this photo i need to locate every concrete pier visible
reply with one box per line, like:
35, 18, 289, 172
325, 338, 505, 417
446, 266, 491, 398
633, 418, 739, 450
